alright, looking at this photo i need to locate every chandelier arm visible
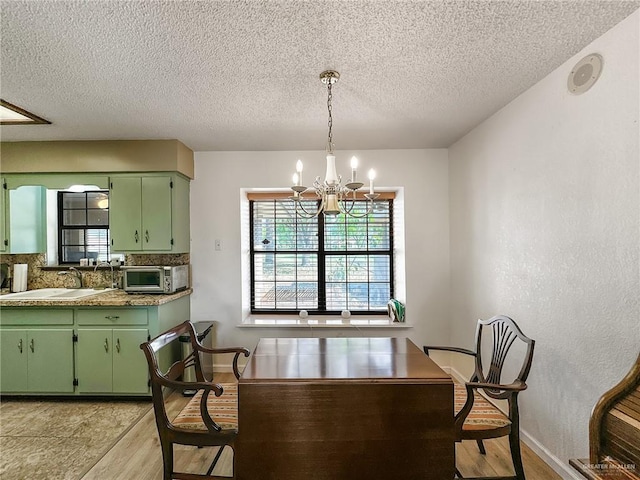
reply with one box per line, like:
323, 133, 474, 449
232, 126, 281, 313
295, 196, 325, 219
336, 197, 376, 218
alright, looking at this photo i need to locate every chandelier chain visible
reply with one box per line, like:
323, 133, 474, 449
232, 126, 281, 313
327, 79, 333, 153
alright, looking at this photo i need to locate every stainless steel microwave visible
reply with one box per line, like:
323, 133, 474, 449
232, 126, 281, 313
121, 265, 189, 294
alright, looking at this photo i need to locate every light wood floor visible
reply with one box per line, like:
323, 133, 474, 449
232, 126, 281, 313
82, 373, 561, 480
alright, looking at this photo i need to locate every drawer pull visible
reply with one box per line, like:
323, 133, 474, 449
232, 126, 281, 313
104, 316, 120, 320
30, 338, 34, 353
18, 338, 23, 353
104, 338, 109, 353
116, 338, 121, 353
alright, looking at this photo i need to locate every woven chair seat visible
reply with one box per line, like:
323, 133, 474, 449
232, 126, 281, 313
173, 382, 238, 431
454, 383, 511, 431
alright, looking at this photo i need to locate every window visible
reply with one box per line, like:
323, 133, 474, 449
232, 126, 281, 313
57, 191, 110, 263
250, 197, 393, 314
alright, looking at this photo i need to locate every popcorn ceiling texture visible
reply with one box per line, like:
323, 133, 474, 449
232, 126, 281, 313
1, 1, 638, 151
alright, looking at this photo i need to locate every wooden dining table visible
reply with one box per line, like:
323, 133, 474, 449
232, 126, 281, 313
235, 337, 454, 480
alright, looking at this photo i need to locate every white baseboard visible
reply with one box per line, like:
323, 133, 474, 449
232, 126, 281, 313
519, 429, 583, 480
447, 366, 582, 480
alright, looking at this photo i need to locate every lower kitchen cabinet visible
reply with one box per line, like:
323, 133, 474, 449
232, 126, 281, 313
0, 294, 190, 396
0, 328, 74, 393
77, 328, 149, 394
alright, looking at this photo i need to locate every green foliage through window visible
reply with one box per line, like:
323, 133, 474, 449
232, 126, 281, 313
250, 198, 393, 314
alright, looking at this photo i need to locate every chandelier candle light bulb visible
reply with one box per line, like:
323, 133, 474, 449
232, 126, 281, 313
350, 156, 358, 182
368, 169, 376, 194
296, 160, 303, 186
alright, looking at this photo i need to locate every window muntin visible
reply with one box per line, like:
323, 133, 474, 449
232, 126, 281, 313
58, 191, 111, 264
250, 198, 393, 314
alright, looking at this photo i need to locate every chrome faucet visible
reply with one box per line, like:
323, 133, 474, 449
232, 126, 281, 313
94, 261, 117, 288
58, 267, 83, 288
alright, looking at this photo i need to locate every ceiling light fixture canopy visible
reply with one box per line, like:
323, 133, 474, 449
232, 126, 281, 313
290, 70, 379, 218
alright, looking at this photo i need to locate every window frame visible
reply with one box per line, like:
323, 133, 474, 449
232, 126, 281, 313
57, 190, 111, 264
249, 196, 394, 315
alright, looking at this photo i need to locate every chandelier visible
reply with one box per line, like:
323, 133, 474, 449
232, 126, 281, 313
290, 70, 379, 218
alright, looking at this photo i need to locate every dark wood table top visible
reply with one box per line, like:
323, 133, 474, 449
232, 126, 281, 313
240, 337, 452, 384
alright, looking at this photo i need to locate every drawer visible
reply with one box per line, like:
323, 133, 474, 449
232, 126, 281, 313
0, 308, 74, 326
76, 308, 148, 326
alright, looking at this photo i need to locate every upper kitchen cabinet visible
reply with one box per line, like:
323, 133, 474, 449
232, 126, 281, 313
109, 173, 189, 253
6, 184, 47, 254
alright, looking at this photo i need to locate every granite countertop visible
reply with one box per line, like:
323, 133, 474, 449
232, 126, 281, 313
0, 288, 192, 307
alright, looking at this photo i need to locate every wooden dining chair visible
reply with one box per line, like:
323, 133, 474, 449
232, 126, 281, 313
424, 315, 535, 480
140, 321, 250, 480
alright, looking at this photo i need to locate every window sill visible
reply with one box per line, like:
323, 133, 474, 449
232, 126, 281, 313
238, 316, 412, 328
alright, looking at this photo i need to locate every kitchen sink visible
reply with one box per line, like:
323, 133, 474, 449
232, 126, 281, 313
1, 288, 114, 300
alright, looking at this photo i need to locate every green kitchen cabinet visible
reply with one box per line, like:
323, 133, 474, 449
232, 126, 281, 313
0, 181, 47, 254
0, 294, 190, 396
109, 174, 189, 253
0, 329, 74, 393
0, 330, 28, 391
77, 328, 149, 394
8, 185, 47, 253
76, 307, 150, 394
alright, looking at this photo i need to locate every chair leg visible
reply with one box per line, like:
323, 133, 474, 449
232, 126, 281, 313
476, 439, 486, 455
509, 430, 526, 480
206, 445, 225, 476
161, 441, 173, 480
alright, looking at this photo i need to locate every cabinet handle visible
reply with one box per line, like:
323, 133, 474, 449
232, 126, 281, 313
145, 230, 149, 243
116, 338, 121, 353
104, 315, 120, 320
104, 338, 109, 353
30, 338, 34, 353
135, 230, 139, 243
18, 339, 23, 353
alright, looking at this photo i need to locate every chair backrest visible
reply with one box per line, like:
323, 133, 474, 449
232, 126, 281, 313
473, 315, 535, 400
589, 352, 640, 468
140, 321, 203, 433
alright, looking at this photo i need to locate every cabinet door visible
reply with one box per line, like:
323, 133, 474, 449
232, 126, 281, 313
110, 177, 142, 252
0, 177, 7, 252
77, 329, 113, 393
0, 330, 28, 392
27, 329, 74, 393
171, 175, 190, 253
141, 176, 172, 251
8, 185, 46, 254
112, 329, 149, 394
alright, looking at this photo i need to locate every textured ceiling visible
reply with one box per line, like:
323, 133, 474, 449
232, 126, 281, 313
1, 0, 638, 151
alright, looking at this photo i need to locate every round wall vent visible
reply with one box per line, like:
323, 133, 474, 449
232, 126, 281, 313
568, 53, 603, 95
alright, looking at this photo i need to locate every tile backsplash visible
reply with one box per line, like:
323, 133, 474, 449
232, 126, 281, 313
0, 253, 190, 290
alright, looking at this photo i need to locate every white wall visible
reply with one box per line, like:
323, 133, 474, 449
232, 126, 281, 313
190, 149, 450, 354
448, 10, 639, 477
